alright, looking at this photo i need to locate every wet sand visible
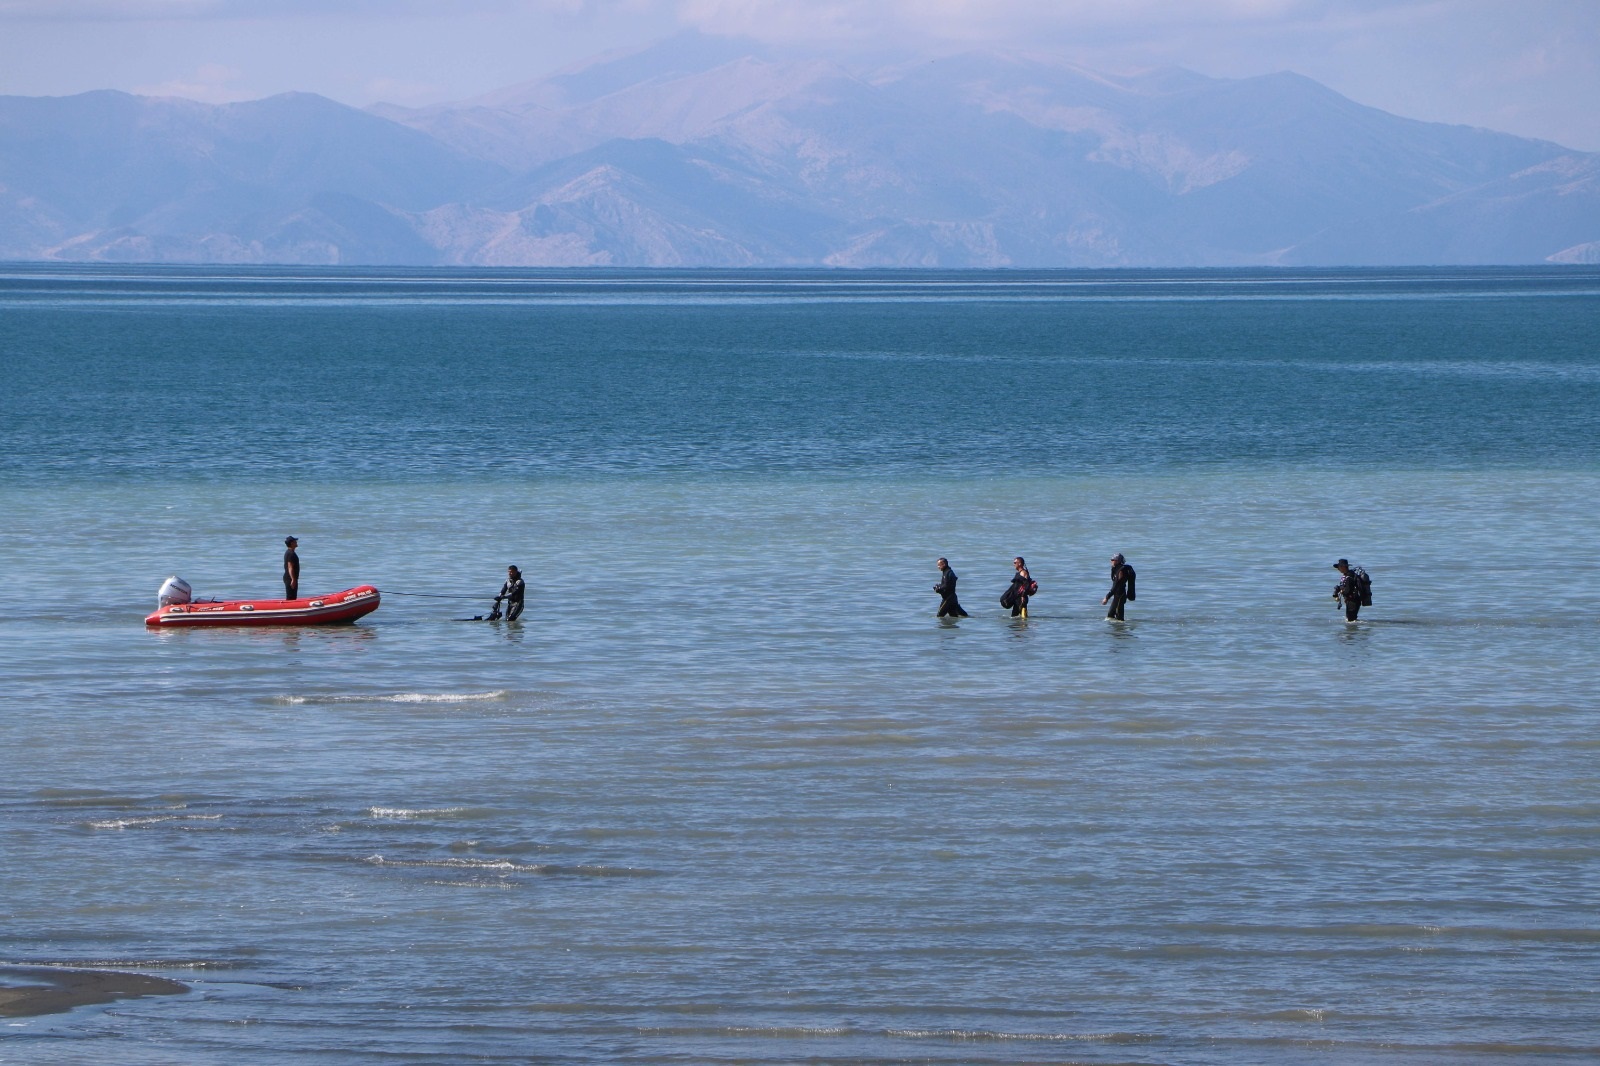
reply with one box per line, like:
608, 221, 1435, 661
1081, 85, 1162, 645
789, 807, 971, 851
0, 966, 189, 1018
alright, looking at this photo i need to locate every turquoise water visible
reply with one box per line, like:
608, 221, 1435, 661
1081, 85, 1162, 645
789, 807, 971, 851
2, 266, 1598, 1063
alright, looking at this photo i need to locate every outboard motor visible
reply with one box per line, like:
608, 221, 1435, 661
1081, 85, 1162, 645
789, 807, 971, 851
157, 575, 193, 607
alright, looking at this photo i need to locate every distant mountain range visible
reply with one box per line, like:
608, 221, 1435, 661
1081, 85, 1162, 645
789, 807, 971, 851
3, 33, 1597, 267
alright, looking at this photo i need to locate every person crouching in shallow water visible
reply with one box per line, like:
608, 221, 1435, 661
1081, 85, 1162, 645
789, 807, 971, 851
933, 558, 968, 617
282, 536, 300, 600
1103, 553, 1135, 620
1002, 556, 1034, 618
493, 565, 525, 621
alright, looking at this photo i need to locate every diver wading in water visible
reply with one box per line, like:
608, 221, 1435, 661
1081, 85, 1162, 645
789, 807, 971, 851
1333, 559, 1371, 622
933, 558, 968, 617
1001, 556, 1036, 618
490, 565, 525, 621
1103, 553, 1135, 620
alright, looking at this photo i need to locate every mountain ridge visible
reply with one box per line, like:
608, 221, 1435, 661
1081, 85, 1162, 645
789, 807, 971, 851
2, 37, 1596, 266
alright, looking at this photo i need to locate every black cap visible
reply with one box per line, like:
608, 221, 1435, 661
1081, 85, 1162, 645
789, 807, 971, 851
1333, 558, 1348, 568
285, 536, 298, 545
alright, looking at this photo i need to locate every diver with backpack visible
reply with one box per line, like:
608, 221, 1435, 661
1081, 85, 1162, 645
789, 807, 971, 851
1333, 558, 1372, 621
1103, 553, 1136, 620
1000, 556, 1037, 618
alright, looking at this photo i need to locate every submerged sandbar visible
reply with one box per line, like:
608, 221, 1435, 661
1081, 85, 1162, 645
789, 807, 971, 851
0, 966, 189, 1018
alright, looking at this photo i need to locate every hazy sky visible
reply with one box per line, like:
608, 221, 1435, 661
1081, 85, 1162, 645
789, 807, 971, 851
2, 0, 1597, 150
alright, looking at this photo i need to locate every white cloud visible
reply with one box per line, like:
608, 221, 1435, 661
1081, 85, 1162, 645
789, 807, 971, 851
133, 61, 254, 102
0, 0, 1452, 45
0, 0, 589, 18
0, 0, 219, 17
364, 75, 449, 107
0, 0, 1427, 30
1, 0, 1595, 148
665, 0, 1440, 47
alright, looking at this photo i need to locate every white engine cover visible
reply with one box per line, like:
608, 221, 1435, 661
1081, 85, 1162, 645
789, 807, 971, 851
158, 575, 193, 607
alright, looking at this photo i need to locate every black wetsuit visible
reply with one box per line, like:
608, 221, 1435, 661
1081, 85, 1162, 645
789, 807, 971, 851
1003, 571, 1032, 616
283, 547, 300, 600
1106, 563, 1135, 620
497, 576, 525, 621
935, 567, 968, 617
1336, 571, 1362, 621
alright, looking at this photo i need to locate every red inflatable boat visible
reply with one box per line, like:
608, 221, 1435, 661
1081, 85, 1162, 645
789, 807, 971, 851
145, 585, 381, 628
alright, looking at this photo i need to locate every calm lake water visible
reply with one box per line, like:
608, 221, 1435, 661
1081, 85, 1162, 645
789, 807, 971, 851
2, 266, 1598, 1064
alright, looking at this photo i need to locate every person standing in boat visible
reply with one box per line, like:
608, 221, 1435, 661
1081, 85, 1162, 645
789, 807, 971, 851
492, 565, 525, 622
282, 536, 300, 600
933, 557, 968, 618
1103, 553, 1135, 621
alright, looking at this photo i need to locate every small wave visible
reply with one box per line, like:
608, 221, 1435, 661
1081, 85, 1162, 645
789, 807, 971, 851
3, 958, 247, 972
1256, 1008, 1332, 1023
639, 1025, 854, 1039
362, 855, 655, 878
886, 1028, 1150, 1043
32, 790, 200, 809
637, 1024, 1157, 1044
367, 807, 472, 820
85, 814, 224, 830
274, 691, 508, 705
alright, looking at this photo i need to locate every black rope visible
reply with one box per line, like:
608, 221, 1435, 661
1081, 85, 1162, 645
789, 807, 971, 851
378, 589, 483, 600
